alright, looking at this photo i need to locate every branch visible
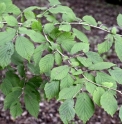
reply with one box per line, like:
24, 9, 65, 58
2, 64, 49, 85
55, 22, 122, 36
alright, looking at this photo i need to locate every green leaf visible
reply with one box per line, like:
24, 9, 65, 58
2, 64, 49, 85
57, 32, 75, 52
27, 63, 40, 75
119, 106, 122, 122
71, 43, 89, 54
111, 27, 117, 35
49, 6, 76, 21
0, 79, 13, 95
59, 99, 75, 124
39, 54, 54, 73
15, 36, 34, 61
102, 82, 113, 88
44, 15, 58, 23
73, 28, 89, 43
19, 27, 46, 43
60, 74, 74, 89
17, 64, 25, 77
0, 2, 6, 14
5, 4, 21, 15
75, 93, 95, 123
72, 69, 83, 76
33, 43, 49, 65
44, 23, 55, 34
10, 101, 23, 118
85, 82, 97, 95
24, 6, 45, 12
0, 28, 16, 45
59, 24, 71, 32
82, 15, 97, 26
54, 52, 62, 65
0, 42, 14, 68
48, 0, 61, 5
95, 72, 117, 89
115, 34, 122, 62
31, 21, 42, 32
77, 57, 92, 67
4, 87, 22, 109
98, 40, 113, 54
11, 51, 24, 65
5, 71, 22, 87
4, 15, 18, 26
58, 84, 82, 100
24, 93, 39, 118
109, 68, 122, 84
93, 87, 105, 106
24, 11, 35, 20
44, 81, 59, 100
89, 62, 115, 70
117, 14, 122, 27
51, 65, 69, 80
100, 91, 117, 116
86, 51, 103, 64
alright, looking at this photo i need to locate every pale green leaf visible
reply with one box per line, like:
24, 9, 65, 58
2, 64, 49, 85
51, 65, 69, 80
44, 23, 55, 34
0, 42, 14, 68
48, 0, 61, 5
15, 36, 34, 61
0, 28, 16, 45
85, 82, 97, 95
115, 34, 122, 62
24, 11, 35, 20
77, 57, 92, 67
33, 43, 49, 65
60, 74, 74, 89
100, 91, 117, 116
89, 62, 115, 70
58, 84, 82, 100
98, 40, 113, 54
19, 27, 46, 43
59, 24, 71, 32
59, 99, 75, 124
95, 72, 117, 90
117, 14, 122, 27
44, 81, 59, 100
93, 87, 105, 106
102, 82, 113, 88
0, 2, 6, 14
39, 54, 54, 73
86, 51, 103, 64
82, 15, 97, 26
4, 15, 18, 26
54, 52, 62, 65
119, 106, 122, 122
109, 68, 122, 84
73, 28, 89, 43
75, 93, 95, 123
5, 4, 21, 15
71, 43, 89, 54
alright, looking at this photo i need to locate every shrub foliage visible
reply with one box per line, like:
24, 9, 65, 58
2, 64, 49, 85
0, 0, 122, 123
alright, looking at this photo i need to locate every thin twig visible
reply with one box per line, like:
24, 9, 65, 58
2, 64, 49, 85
55, 22, 122, 36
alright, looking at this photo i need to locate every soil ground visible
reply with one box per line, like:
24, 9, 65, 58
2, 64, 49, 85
0, 0, 122, 123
